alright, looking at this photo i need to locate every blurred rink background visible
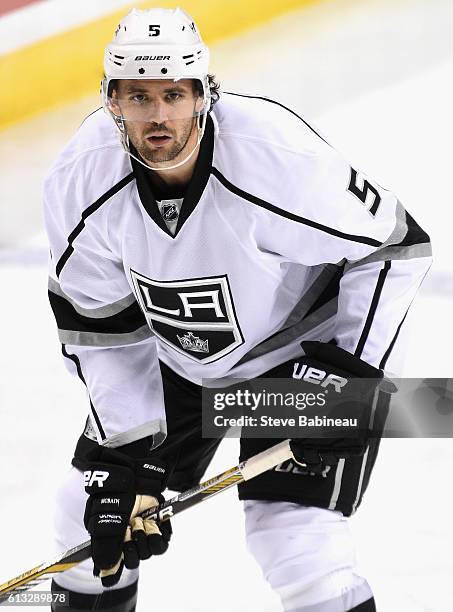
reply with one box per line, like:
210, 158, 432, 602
1, 0, 453, 610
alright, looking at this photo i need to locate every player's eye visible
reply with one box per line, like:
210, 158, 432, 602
129, 94, 147, 103
166, 92, 183, 102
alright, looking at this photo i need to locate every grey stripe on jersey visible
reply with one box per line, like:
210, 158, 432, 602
235, 264, 340, 366
328, 458, 346, 511
368, 387, 381, 431
59, 325, 152, 347
48, 277, 138, 319
100, 418, 167, 450
236, 297, 338, 366
279, 264, 340, 329
345, 200, 431, 267
381, 199, 408, 247
345, 242, 432, 268
49, 276, 150, 346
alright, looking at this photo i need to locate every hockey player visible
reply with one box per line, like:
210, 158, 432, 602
44, 7, 432, 612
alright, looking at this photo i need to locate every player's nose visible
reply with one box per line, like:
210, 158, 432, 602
150, 99, 170, 123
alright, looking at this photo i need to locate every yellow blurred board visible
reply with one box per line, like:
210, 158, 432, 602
2, 0, 318, 130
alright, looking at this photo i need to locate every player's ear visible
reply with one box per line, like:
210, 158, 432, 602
191, 79, 206, 114
194, 92, 205, 114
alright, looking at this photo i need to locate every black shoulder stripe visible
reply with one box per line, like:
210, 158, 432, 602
55, 172, 135, 278
49, 290, 146, 335
61, 344, 106, 441
355, 261, 391, 358
211, 167, 382, 248
224, 91, 330, 146
398, 211, 430, 247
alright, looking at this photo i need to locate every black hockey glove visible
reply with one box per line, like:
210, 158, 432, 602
290, 341, 393, 476
82, 446, 171, 587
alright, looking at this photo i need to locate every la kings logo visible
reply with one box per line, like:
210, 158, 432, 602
130, 270, 244, 363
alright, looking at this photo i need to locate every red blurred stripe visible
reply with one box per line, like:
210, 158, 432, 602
0, 0, 40, 17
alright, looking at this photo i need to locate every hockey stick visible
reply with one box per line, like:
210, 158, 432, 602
0, 439, 295, 604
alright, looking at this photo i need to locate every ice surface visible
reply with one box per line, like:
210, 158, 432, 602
1, 0, 452, 610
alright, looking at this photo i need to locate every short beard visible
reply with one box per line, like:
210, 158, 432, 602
127, 118, 196, 165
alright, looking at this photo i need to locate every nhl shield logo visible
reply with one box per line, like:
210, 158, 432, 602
130, 271, 244, 363
160, 202, 179, 222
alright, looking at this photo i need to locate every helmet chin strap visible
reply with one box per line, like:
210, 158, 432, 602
118, 111, 207, 172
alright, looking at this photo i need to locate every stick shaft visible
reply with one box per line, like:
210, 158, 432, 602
0, 440, 293, 603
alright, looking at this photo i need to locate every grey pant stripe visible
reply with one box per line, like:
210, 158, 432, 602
328, 458, 345, 510
350, 389, 383, 514
368, 389, 380, 430
351, 447, 370, 515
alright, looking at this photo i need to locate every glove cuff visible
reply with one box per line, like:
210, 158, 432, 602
134, 458, 169, 496
301, 341, 383, 379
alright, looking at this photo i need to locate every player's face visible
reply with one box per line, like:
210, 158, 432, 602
111, 79, 203, 166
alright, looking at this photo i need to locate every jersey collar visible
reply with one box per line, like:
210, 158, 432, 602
132, 115, 214, 238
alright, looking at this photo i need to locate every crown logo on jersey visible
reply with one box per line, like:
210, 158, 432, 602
177, 331, 209, 353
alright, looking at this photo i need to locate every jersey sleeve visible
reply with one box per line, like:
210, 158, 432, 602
285, 147, 432, 373
333, 206, 431, 373
43, 161, 166, 450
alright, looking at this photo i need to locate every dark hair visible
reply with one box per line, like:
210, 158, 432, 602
196, 74, 221, 111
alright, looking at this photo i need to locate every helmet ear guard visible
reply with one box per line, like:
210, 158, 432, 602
101, 7, 212, 171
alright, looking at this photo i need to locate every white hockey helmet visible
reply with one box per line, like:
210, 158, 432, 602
101, 7, 211, 170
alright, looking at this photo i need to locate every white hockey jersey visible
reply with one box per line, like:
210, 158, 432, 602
44, 93, 432, 448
